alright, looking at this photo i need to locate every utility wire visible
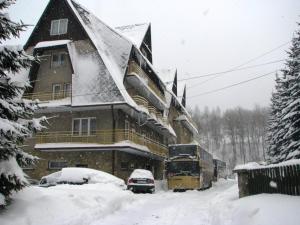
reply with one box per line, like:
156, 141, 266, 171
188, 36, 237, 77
171, 58, 283, 83
173, 40, 291, 87
187, 70, 278, 99
187, 59, 284, 89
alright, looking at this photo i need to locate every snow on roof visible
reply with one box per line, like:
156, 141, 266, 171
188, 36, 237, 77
38, 97, 71, 108
66, 0, 136, 107
115, 23, 149, 47
34, 40, 71, 49
175, 114, 198, 134
234, 159, 300, 171
67, 41, 124, 106
157, 68, 176, 91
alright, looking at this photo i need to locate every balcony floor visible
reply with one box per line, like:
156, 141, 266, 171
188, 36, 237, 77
35, 140, 165, 160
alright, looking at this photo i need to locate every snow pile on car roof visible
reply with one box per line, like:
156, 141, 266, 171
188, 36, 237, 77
129, 169, 154, 179
57, 167, 125, 186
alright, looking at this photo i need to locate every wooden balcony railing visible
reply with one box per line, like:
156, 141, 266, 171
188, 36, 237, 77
147, 105, 156, 115
23, 90, 71, 102
133, 95, 170, 126
35, 129, 168, 157
127, 61, 165, 102
132, 95, 148, 109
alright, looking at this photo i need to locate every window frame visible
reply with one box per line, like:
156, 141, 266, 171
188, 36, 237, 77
51, 52, 66, 68
52, 83, 62, 100
48, 160, 68, 170
50, 18, 68, 36
72, 117, 97, 136
64, 83, 71, 97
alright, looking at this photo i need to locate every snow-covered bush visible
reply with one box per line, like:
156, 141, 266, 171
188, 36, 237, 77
0, 0, 45, 207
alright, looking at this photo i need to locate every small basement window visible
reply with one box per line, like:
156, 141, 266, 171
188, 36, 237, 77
121, 162, 128, 170
48, 160, 68, 169
75, 164, 88, 168
50, 19, 68, 35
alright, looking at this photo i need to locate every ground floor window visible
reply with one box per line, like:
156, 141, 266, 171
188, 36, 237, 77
48, 160, 68, 169
121, 162, 128, 170
72, 118, 96, 136
75, 164, 88, 168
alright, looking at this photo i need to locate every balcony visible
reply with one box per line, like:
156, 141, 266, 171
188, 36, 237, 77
132, 95, 148, 111
35, 129, 168, 157
127, 61, 166, 110
131, 95, 170, 129
23, 90, 71, 102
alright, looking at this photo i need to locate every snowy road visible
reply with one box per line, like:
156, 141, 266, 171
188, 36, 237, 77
2, 179, 300, 225
92, 180, 237, 225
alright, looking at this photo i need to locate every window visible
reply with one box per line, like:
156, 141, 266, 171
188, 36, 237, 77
72, 118, 96, 136
64, 83, 71, 97
50, 19, 68, 35
90, 118, 96, 135
125, 120, 130, 139
51, 52, 66, 68
120, 162, 128, 171
75, 164, 88, 168
52, 84, 61, 100
48, 160, 68, 169
21, 164, 35, 170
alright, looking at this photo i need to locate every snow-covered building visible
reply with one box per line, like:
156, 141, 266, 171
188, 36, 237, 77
22, 0, 198, 180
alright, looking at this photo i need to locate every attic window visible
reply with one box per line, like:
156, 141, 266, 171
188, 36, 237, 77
50, 19, 68, 35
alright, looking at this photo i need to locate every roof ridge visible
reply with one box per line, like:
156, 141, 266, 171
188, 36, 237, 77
69, 0, 133, 46
115, 23, 150, 29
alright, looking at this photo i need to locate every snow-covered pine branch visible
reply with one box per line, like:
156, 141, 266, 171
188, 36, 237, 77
0, 0, 46, 207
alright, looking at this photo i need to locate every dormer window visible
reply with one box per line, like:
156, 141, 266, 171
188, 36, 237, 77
50, 19, 68, 35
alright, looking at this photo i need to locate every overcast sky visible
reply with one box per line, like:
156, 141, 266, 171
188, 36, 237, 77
5, 0, 300, 111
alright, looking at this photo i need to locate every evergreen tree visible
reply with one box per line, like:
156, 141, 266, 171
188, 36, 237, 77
0, 0, 45, 207
279, 26, 300, 161
267, 24, 300, 163
266, 75, 286, 163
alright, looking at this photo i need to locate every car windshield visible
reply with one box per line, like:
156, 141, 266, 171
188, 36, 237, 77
168, 161, 200, 176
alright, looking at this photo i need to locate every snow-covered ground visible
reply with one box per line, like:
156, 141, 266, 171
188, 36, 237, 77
1, 179, 299, 225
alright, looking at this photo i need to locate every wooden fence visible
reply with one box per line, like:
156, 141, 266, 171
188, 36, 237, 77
234, 163, 300, 198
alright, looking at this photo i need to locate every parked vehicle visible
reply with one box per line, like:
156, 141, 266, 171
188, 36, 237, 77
127, 169, 155, 193
166, 144, 214, 191
39, 167, 125, 188
213, 159, 227, 181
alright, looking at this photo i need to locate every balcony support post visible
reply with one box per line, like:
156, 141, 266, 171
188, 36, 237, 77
111, 105, 116, 175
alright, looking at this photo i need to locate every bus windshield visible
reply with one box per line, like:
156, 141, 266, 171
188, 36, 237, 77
168, 161, 200, 176
169, 145, 197, 158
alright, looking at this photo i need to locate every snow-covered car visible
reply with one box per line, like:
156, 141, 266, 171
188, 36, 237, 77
39, 167, 125, 188
127, 169, 155, 193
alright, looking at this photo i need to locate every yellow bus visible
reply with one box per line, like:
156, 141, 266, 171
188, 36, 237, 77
166, 144, 214, 191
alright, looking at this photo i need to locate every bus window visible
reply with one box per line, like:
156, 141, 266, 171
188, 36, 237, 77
167, 161, 200, 176
169, 145, 197, 158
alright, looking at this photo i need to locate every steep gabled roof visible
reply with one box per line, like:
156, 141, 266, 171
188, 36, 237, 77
65, 0, 136, 106
157, 68, 177, 92
115, 23, 150, 48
